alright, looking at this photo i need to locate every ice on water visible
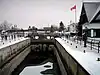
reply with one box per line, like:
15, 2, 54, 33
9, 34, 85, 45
19, 62, 53, 75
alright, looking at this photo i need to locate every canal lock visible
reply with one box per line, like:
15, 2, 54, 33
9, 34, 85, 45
11, 44, 61, 75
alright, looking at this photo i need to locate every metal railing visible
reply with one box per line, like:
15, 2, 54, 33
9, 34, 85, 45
87, 39, 100, 53
66, 36, 100, 53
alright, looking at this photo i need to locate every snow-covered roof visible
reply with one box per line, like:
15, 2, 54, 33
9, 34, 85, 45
90, 4, 100, 23
79, 1, 100, 24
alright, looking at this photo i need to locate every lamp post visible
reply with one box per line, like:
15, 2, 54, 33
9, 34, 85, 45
83, 26, 88, 47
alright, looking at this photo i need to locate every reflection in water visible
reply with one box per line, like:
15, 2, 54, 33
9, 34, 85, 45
12, 51, 61, 75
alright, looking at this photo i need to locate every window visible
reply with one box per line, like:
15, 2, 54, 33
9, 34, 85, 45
87, 29, 91, 37
93, 29, 100, 38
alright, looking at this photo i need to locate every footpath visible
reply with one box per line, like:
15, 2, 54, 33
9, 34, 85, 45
56, 37, 100, 75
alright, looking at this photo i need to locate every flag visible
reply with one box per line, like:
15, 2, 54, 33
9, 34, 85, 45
70, 5, 76, 11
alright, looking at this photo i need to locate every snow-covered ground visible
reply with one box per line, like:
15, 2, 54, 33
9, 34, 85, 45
56, 37, 100, 75
0, 36, 30, 65
0, 37, 21, 46
67, 36, 100, 51
0, 36, 29, 49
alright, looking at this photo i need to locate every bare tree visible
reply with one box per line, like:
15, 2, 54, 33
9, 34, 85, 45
28, 26, 31, 30
59, 21, 65, 32
50, 25, 54, 33
0, 20, 12, 30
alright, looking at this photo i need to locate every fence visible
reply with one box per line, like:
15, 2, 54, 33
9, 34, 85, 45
87, 39, 100, 53
66, 36, 100, 53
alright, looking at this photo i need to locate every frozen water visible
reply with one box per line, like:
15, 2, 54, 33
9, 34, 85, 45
19, 62, 53, 75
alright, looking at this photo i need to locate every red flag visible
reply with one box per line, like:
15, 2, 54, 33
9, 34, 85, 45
70, 5, 76, 11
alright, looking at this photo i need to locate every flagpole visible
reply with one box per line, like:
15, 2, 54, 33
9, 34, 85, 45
75, 5, 77, 23
70, 5, 77, 23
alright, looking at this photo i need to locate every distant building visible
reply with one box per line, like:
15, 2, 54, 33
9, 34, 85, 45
43, 27, 51, 31
43, 26, 58, 33
67, 23, 78, 34
79, 1, 100, 39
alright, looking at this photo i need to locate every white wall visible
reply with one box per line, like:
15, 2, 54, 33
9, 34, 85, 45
83, 23, 100, 29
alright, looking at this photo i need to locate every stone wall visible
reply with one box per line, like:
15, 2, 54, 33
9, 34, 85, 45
55, 39, 90, 75
0, 38, 31, 75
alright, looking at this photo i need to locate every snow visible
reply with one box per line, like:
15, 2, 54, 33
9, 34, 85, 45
0, 36, 30, 64
0, 37, 29, 50
56, 37, 100, 75
19, 62, 53, 75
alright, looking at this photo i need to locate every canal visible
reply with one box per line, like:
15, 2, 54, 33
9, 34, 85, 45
11, 47, 61, 75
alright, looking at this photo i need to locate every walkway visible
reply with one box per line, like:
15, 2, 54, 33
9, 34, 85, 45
56, 37, 100, 75
0, 36, 25, 48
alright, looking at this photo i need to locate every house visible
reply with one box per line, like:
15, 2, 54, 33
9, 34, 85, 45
67, 23, 78, 36
79, 1, 100, 39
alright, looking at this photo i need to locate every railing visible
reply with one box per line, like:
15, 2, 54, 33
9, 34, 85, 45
87, 39, 100, 53
65, 36, 100, 53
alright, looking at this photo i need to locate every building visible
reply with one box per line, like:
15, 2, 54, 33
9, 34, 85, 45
79, 1, 100, 39
67, 23, 78, 34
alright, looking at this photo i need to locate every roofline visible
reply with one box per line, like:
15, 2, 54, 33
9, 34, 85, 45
83, 1, 100, 4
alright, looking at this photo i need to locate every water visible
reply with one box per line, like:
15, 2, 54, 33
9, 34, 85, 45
12, 51, 61, 75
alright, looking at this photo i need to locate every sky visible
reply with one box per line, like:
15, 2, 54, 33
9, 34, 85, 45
0, 0, 99, 29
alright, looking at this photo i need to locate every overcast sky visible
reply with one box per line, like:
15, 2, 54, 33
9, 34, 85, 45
0, 0, 99, 28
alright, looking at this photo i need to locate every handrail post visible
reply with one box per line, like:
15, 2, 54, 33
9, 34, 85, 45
93, 39, 94, 47
80, 37, 81, 45
98, 41, 100, 53
77, 37, 78, 44
91, 40, 92, 50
